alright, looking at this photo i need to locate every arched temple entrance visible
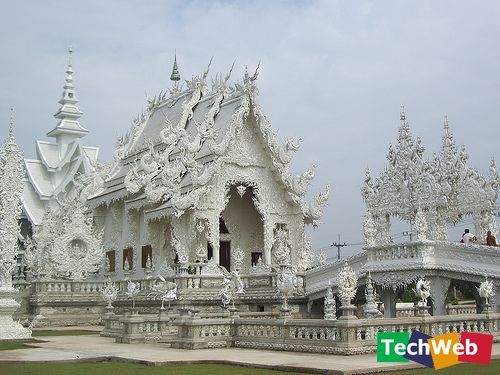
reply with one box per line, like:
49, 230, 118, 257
218, 185, 264, 273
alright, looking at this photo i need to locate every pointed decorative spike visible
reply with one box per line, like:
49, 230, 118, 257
251, 60, 261, 81
250, 60, 260, 81
68, 47, 73, 66
224, 60, 236, 83
203, 56, 213, 79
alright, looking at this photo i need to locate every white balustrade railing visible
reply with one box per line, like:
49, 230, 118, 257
104, 310, 500, 354
396, 303, 416, 317
446, 304, 477, 315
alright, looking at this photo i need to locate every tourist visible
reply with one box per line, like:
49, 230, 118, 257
462, 229, 476, 244
486, 231, 497, 246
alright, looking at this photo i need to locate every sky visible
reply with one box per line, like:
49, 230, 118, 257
1, 1, 499, 260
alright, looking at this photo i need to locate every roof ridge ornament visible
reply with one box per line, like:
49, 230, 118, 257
203, 56, 213, 80
170, 50, 181, 82
399, 104, 406, 122
8, 107, 14, 139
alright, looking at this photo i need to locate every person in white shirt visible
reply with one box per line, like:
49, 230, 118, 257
462, 228, 476, 244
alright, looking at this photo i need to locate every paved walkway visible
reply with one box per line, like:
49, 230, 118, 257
1, 328, 500, 374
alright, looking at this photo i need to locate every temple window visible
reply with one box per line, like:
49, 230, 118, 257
106, 250, 116, 272
141, 245, 152, 268
123, 247, 133, 270
251, 252, 263, 266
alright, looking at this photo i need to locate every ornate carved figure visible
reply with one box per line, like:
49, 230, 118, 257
125, 280, 140, 311
337, 261, 358, 308
415, 278, 431, 304
478, 275, 495, 309
26, 199, 105, 280
101, 278, 118, 310
363, 214, 377, 248
276, 266, 297, 311
217, 270, 245, 309
218, 276, 233, 308
273, 227, 291, 266
149, 276, 177, 309
364, 271, 380, 319
250, 256, 271, 274
324, 282, 336, 320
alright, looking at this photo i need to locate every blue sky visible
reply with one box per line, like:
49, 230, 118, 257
1, 1, 499, 258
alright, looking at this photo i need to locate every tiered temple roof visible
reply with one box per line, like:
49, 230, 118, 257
87, 60, 328, 226
22, 49, 98, 225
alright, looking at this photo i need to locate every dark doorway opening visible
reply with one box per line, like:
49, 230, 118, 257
219, 241, 231, 271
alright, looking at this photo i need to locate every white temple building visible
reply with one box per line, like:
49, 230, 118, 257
3, 51, 498, 351
80, 58, 328, 283
22, 49, 99, 226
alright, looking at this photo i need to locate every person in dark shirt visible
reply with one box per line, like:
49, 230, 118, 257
486, 231, 497, 246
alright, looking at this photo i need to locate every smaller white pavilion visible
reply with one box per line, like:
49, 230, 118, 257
22, 49, 99, 226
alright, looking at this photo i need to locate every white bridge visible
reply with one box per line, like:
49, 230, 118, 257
304, 241, 500, 317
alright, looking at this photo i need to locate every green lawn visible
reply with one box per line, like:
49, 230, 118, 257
0, 362, 303, 375
0, 358, 497, 374
374, 359, 499, 374
0, 341, 35, 351
32, 330, 98, 337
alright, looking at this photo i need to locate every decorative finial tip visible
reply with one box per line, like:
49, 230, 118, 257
170, 50, 181, 82
400, 105, 407, 122
8, 107, 14, 136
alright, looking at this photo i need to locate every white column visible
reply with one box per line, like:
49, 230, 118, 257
383, 288, 397, 318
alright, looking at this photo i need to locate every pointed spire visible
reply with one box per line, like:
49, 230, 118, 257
399, 105, 406, 122
47, 48, 88, 154
170, 50, 181, 82
9, 107, 14, 139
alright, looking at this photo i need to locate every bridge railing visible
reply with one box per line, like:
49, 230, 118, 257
104, 311, 500, 354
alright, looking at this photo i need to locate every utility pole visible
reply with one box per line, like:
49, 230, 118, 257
402, 231, 413, 242
331, 234, 347, 260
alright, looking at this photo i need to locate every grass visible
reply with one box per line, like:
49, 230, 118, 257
373, 359, 500, 374
0, 356, 497, 374
0, 362, 303, 375
32, 330, 98, 337
0, 341, 35, 351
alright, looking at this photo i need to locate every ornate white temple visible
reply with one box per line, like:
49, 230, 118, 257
81, 59, 328, 281
2, 51, 499, 354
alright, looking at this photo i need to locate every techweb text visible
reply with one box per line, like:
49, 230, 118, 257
377, 330, 493, 369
